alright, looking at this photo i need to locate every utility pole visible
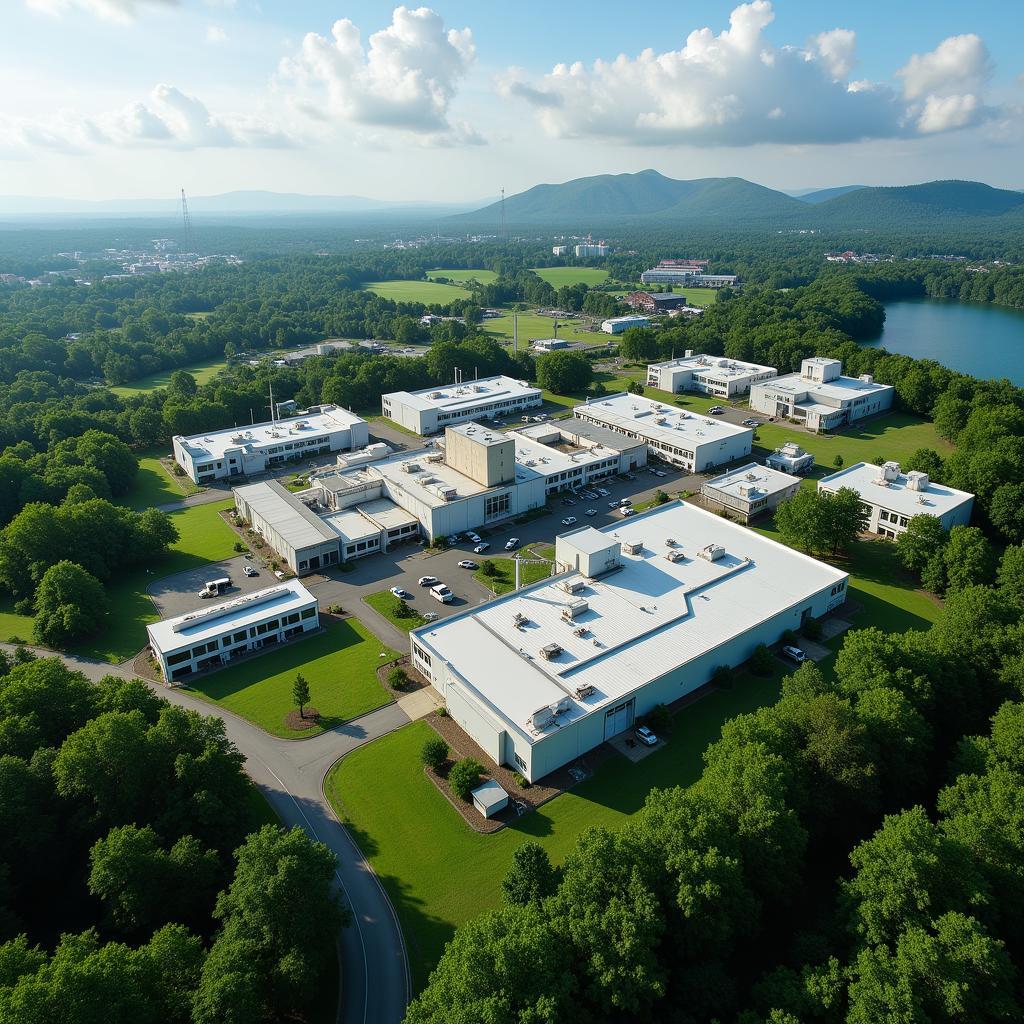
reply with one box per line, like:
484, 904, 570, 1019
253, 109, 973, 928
513, 312, 518, 354
180, 188, 193, 250
499, 187, 507, 248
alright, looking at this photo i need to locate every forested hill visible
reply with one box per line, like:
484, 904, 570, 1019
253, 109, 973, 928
455, 171, 1024, 228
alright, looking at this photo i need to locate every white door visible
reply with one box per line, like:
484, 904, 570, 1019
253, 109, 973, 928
604, 698, 635, 740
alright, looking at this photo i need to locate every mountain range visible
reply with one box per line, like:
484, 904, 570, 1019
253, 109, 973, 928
453, 171, 1024, 227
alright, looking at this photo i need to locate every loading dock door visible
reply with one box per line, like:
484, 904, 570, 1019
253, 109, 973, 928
604, 698, 635, 740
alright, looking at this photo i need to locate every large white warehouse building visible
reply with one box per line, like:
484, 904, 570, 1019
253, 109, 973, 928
646, 354, 777, 398
410, 502, 849, 782
172, 405, 369, 484
381, 375, 542, 435
573, 392, 753, 472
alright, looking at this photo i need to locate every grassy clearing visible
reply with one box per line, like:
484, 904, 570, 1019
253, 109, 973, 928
122, 451, 200, 510
326, 664, 786, 988
365, 280, 471, 303
482, 310, 601, 347
473, 556, 552, 596
426, 268, 497, 284
530, 267, 609, 287
109, 356, 228, 396
78, 499, 238, 663
363, 590, 431, 632
540, 371, 639, 410
0, 598, 34, 644
185, 618, 395, 739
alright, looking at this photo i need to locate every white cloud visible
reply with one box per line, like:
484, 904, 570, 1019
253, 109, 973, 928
205, 24, 227, 44
279, 5, 478, 142
498, 1, 998, 147
25, 0, 176, 23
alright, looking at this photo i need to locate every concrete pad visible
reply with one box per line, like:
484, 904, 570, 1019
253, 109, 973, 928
607, 731, 663, 763
800, 639, 832, 662
397, 687, 442, 721
821, 617, 853, 641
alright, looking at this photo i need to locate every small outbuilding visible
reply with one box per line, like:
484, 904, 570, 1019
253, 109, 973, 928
471, 779, 509, 819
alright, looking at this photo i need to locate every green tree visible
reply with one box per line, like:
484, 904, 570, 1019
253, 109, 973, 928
832, 454, 844, 469
627, 380, 645, 396
421, 735, 449, 772
775, 487, 867, 556
292, 673, 310, 720
501, 841, 557, 905
996, 545, 1024, 607
534, 351, 593, 394
32, 560, 108, 648
942, 525, 996, 595
448, 757, 484, 800
988, 481, 1024, 543
896, 514, 947, 576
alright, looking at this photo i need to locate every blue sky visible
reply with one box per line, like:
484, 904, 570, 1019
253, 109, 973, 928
2, 1, 1022, 201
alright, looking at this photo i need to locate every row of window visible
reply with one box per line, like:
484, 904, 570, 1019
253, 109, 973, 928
164, 607, 316, 665
878, 509, 910, 528
485, 491, 511, 519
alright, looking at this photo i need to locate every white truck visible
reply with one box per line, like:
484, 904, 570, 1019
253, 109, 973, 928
429, 583, 454, 604
198, 577, 230, 599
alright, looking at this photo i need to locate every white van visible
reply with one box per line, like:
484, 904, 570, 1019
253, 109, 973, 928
198, 577, 230, 599
429, 583, 454, 603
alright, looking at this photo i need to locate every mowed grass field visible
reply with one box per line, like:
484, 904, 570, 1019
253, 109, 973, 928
122, 450, 201, 510
364, 280, 471, 303
483, 310, 601, 347
363, 590, 431, 633
426, 268, 497, 284
185, 618, 395, 738
473, 556, 552, 595
0, 598, 35, 643
109, 356, 228, 396
78, 498, 239, 663
327, 663, 787, 988
530, 267, 609, 287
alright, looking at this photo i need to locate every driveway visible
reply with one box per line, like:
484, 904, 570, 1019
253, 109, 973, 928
147, 554, 272, 618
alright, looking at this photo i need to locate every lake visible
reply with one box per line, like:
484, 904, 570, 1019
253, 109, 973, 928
863, 297, 1024, 385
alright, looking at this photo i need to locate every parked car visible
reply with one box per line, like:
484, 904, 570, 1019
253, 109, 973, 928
596, 487, 610, 497
620, 507, 636, 517
709, 406, 725, 414
561, 516, 577, 526
447, 535, 461, 545
389, 586, 410, 599
505, 537, 520, 551
417, 575, 438, 587
635, 725, 658, 747
608, 500, 620, 508
466, 531, 482, 544
782, 645, 807, 663
473, 542, 490, 554
562, 497, 576, 506
619, 498, 633, 507
429, 583, 454, 603
585, 508, 597, 517
651, 469, 667, 478
422, 611, 439, 622
457, 560, 478, 569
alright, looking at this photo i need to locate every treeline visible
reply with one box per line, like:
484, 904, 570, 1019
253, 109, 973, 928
406, 551, 1024, 1023
0, 651, 342, 1023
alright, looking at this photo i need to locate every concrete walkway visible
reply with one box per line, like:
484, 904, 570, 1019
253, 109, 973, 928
1, 641, 412, 1024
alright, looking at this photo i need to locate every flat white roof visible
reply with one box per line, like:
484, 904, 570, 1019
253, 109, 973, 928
234, 481, 337, 547
756, 372, 892, 403
321, 507, 383, 543
471, 779, 509, 809
603, 315, 649, 326
384, 375, 540, 413
175, 405, 364, 462
819, 462, 974, 517
649, 354, 775, 383
373, 450, 494, 507
448, 422, 511, 447
703, 463, 802, 501
510, 432, 622, 478
147, 580, 316, 653
574, 392, 752, 449
413, 502, 847, 745
357, 497, 420, 532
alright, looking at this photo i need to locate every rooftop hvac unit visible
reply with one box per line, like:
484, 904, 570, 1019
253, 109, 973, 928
698, 543, 726, 562
401, 462, 420, 473
530, 705, 554, 730
540, 642, 563, 661
561, 579, 585, 594
512, 612, 530, 628
860, 373, 875, 383
666, 537, 678, 547
906, 471, 930, 492
425, 452, 444, 463
574, 683, 595, 700
878, 461, 901, 483
562, 598, 589, 620
718, 358, 730, 367
666, 549, 686, 563
473, 384, 485, 392
428, 392, 443, 399
623, 540, 643, 555
552, 697, 571, 716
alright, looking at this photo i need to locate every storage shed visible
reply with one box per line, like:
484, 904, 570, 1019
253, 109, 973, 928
471, 779, 509, 819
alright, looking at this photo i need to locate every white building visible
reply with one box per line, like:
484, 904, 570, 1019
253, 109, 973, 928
701, 463, 803, 522
147, 580, 319, 683
381, 375, 542, 435
574, 243, 608, 257
410, 502, 849, 782
601, 315, 651, 334
640, 263, 705, 285
532, 338, 569, 352
551, 245, 569, 256
766, 441, 816, 474
172, 405, 369, 485
646, 354, 777, 398
817, 461, 974, 539
573, 392, 753, 472
749, 358, 893, 433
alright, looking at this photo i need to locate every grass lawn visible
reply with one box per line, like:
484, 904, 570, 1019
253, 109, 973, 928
611, 286, 719, 306
540, 371, 639, 411
426, 268, 497, 284
363, 590, 431, 632
482, 310, 600, 347
326, 663, 786, 989
473, 556, 552, 596
122, 451, 200, 510
0, 598, 35, 644
530, 267, 609, 288
78, 498, 239, 663
186, 619, 395, 738
109, 356, 228, 396
365, 280, 471, 303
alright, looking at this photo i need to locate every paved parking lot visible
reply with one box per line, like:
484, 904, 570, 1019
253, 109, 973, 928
148, 554, 275, 618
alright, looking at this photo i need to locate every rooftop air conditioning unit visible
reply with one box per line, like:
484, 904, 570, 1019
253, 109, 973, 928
552, 697, 571, 716
574, 683, 595, 700
623, 540, 643, 555
698, 543, 725, 562
561, 579, 585, 594
540, 642, 563, 661
513, 612, 530, 628
666, 549, 686, 563
401, 463, 420, 473
906, 471, 930, 492
879, 461, 901, 483
860, 374, 875, 383
530, 705, 554, 730
562, 598, 589, 620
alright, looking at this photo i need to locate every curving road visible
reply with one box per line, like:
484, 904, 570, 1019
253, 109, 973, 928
1, 643, 412, 1024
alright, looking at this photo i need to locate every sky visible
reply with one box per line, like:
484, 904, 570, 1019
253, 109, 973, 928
1, 0, 1022, 202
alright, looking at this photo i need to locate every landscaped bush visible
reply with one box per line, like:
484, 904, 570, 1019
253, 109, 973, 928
394, 599, 414, 619
802, 617, 823, 641
421, 736, 450, 772
448, 758, 484, 801
436, 707, 447, 717
512, 771, 530, 789
233, 541, 248, 553
749, 643, 775, 676
711, 664, 734, 688
643, 703, 671, 734
780, 628, 798, 646
480, 560, 498, 578
388, 666, 409, 690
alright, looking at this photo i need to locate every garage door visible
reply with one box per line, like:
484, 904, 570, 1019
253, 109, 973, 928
604, 698, 635, 740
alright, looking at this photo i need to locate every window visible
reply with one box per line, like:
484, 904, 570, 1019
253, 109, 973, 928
233, 631, 247, 644
412, 643, 431, 669
514, 752, 527, 771
485, 491, 510, 520
167, 650, 191, 666
301, 607, 316, 619
830, 581, 846, 596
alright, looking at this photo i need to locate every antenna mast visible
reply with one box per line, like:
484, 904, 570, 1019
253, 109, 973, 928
499, 187, 507, 247
180, 188, 193, 250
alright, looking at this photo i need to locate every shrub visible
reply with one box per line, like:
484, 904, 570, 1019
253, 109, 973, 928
233, 541, 248, 553
654, 489, 668, 506
872, 455, 886, 466
780, 628, 798, 646
421, 736, 450, 772
173, 464, 186, 477
711, 664, 733, 688
749, 643, 775, 676
512, 771, 530, 789
394, 599, 414, 619
388, 666, 409, 690
643, 703, 671, 733
480, 560, 498, 578
436, 706, 448, 717
448, 758, 484, 801
802, 617, 823, 641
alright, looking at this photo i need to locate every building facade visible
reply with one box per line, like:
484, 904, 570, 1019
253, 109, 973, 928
601, 315, 651, 334
147, 581, 319, 683
625, 292, 693, 313
765, 441, 816, 474
646, 354, 777, 398
817, 461, 975, 539
410, 502, 849, 782
749, 358, 894, 432
172, 405, 369, 484
701, 463, 803, 521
